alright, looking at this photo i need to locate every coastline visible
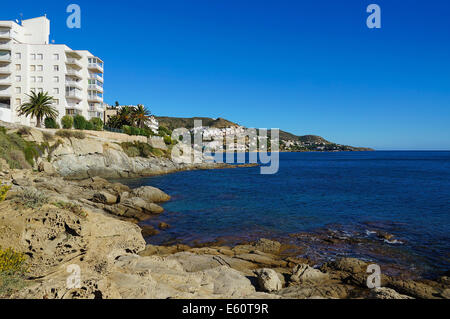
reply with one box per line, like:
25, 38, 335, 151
0, 123, 448, 299
0, 166, 448, 299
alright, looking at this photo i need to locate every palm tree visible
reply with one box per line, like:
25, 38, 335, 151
17, 91, 59, 128
133, 104, 151, 128
117, 105, 135, 126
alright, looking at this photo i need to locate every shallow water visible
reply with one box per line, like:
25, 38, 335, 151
118, 151, 450, 278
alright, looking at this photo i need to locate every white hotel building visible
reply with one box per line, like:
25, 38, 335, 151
0, 16, 105, 126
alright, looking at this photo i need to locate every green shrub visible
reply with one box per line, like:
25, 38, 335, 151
120, 142, 166, 158
159, 126, 172, 137
0, 129, 39, 169
131, 126, 141, 136
163, 135, 173, 145
122, 125, 132, 135
90, 118, 103, 131
55, 130, 86, 139
44, 117, 59, 129
0, 247, 28, 298
73, 115, 87, 130
0, 247, 27, 274
61, 115, 74, 129
23, 146, 39, 167
16, 188, 48, 209
140, 128, 151, 137
0, 184, 11, 202
85, 121, 94, 131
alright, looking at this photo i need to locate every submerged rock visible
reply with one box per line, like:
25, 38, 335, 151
254, 238, 281, 254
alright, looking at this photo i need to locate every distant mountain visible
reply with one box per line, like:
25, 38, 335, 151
155, 116, 374, 152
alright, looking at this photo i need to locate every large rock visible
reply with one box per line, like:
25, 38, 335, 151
121, 197, 164, 214
130, 186, 171, 203
370, 287, 414, 299
277, 284, 349, 299
92, 191, 118, 205
148, 136, 168, 151
38, 161, 56, 175
290, 264, 329, 284
255, 268, 283, 292
388, 280, 441, 299
328, 258, 368, 274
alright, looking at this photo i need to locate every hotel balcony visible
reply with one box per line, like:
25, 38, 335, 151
66, 58, 83, 69
89, 73, 104, 83
66, 69, 82, 79
66, 91, 83, 101
88, 63, 104, 74
0, 30, 11, 40
66, 102, 84, 111
0, 52, 11, 62
88, 83, 103, 93
66, 80, 83, 90
88, 94, 103, 103
0, 88, 11, 97
89, 103, 105, 112
0, 76, 11, 86
0, 65, 11, 74
0, 40, 11, 50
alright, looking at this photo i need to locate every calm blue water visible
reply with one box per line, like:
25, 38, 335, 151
120, 152, 450, 277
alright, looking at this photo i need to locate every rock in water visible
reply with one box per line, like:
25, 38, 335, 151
158, 222, 170, 230
131, 186, 171, 203
290, 264, 329, 284
255, 268, 283, 292
254, 238, 281, 254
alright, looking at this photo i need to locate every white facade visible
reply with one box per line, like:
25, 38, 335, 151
0, 16, 105, 126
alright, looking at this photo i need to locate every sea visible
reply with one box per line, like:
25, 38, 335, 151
118, 151, 450, 278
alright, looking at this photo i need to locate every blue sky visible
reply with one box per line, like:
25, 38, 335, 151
2, 0, 449, 150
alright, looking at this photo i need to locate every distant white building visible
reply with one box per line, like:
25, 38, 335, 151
0, 16, 105, 125
148, 116, 159, 134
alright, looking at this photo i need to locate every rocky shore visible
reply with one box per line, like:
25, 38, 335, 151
0, 123, 448, 299
0, 166, 448, 299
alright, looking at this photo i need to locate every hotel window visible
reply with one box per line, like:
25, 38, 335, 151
37, 54, 43, 60
30, 88, 36, 93
15, 87, 21, 94
30, 65, 36, 71
37, 76, 43, 83
31, 54, 36, 60
15, 53, 21, 59
15, 75, 21, 82
37, 88, 43, 93
31, 76, 36, 82
54, 99, 59, 105
53, 54, 59, 61
15, 64, 21, 71
37, 65, 43, 71
53, 65, 59, 71
53, 88, 59, 94
15, 98, 21, 106
53, 76, 59, 83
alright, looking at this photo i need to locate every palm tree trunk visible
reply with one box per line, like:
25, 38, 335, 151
36, 117, 41, 128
